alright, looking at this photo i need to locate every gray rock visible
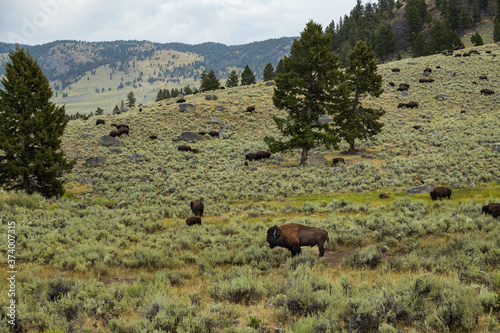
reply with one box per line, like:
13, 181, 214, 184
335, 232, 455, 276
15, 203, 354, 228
307, 154, 327, 166
116, 201, 127, 209
422, 71, 431, 77
406, 184, 434, 194
493, 143, 500, 152
332, 167, 347, 173
98, 135, 122, 147
205, 94, 218, 101
130, 154, 146, 163
468, 182, 476, 188
172, 137, 181, 142
352, 163, 366, 171
180, 132, 203, 142
272, 156, 284, 162
179, 103, 195, 112
215, 105, 227, 111
398, 91, 410, 97
265, 81, 275, 86
449, 182, 461, 188
318, 114, 333, 124
85, 157, 106, 167
80, 178, 93, 185
436, 94, 450, 100
81, 134, 93, 139
110, 148, 122, 154
207, 117, 222, 125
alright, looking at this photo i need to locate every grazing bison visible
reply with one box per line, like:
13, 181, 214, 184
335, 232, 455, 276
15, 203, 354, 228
413, 125, 422, 130
397, 83, 410, 91
391, 68, 400, 72
389, 82, 395, 87
266, 223, 329, 257
246, 106, 256, 113
191, 148, 199, 154
379, 194, 390, 199
190, 199, 204, 217
118, 127, 129, 136
178, 145, 191, 152
479, 75, 487, 80
430, 186, 452, 200
397, 102, 407, 108
332, 157, 345, 166
246, 151, 272, 161
481, 89, 495, 95
208, 130, 219, 137
419, 78, 434, 83
198, 131, 207, 136
96, 119, 105, 125
176, 98, 186, 103
116, 124, 129, 129
149, 135, 158, 139
482, 203, 500, 218
406, 102, 419, 108
424, 67, 432, 73
109, 130, 120, 137
186, 216, 202, 226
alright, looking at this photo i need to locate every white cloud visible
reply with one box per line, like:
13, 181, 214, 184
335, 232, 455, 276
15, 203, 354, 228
0, 0, 370, 46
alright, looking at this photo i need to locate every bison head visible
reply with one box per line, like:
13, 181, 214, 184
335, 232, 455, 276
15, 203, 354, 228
266, 226, 281, 248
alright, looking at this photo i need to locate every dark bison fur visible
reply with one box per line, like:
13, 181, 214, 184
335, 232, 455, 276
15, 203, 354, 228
482, 203, 500, 218
198, 131, 207, 136
190, 199, 204, 217
149, 135, 158, 139
176, 98, 186, 103
391, 68, 400, 72
109, 130, 120, 137
266, 223, 329, 257
246, 106, 256, 113
118, 127, 129, 135
397, 102, 407, 108
245, 153, 256, 161
479, 75, 487, 80
186, 216, 202, 226
379, 194, 390, 199
430, 186, 452, 200
208, 130, 219, 137
413, 125, 422, 130
246, 151, 271, 161
96, 119, 105, 125
191, 148, 199, 153
332, 157, 345, 166
406, 102, 419, 108
178, 145, 191, 152
389, 82, 395, 87
481, 89, 494, 95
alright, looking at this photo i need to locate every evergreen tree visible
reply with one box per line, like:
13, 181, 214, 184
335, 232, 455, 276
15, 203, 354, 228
199, 69, 220, 92
126, 91, 136, 108
275, 58, 285, 75
240, 65, 256, 86
113, 105, 120, 113
405, 5, 423, 37
183, 85, 193, 95
471, 31, 484, 46
494, 16, 500, 42
334, 40, 385, 154
412, 32, 431, 57
264, 21, 341, 166
374, 18, 396, 59
226, 70, 239, 88
263, 63, 276, 81
0, 46, 75, 197
95, 107, 104, 115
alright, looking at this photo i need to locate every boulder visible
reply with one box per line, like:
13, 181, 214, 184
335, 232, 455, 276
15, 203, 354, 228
81, 134, 93, 139
205, 94, 218, 101
179, 103, 195, 112
307, 154, 327, 166
493, 143, 500, 152
265, 81, 275, 86
406, 184, 434, 194
98, 135, 122, 147
207, 117, 222, 125
85, 157, 106, 167
436, 94, 450, 100
180, 132, 203, 142
215, 105, 227, 111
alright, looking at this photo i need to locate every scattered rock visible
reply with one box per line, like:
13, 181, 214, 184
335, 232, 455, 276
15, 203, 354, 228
207, 118, 222, 125
205, 94, 218, 101
85, 157, 106, 167
215, 105, 227, 111
332, 167, 347, 173
352, 163, 366, 171
265, 81, 275, 86
180, 132, 203, 142
81, 134, 93, 139
129, 154, 146, 163
449, 182, 461, 188
436, 94, 450, 100
80, 178, 93, 185
98, 135, 122, 147
307, 154, 327, 166
116, 201, 127, 209
179, 103, 195, 112
468, 182, 476, 188
110, 148, 122, 154
406, 184, 434, 194
493, 143, 500, 152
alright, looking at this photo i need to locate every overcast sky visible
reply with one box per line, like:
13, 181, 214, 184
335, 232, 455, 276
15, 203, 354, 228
1, 0, 370, 46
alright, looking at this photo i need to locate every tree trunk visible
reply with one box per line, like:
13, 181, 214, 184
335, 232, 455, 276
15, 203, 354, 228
300, 147, 309, 166
349, 141, 356, 154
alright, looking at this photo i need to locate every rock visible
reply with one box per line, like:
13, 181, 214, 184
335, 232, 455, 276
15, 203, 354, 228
207, 117, 222, 125
493, 143, 500, 152
318, 114, 332, 124
215, 105, 226, 111
172, 137, 181, 142
179, 103, 195, 112
352, 163, 366, 171
449, 182, 461, 188
98, 135, 122, 147
398, 91, 409, 97
81, 134, 93, 139
130, 154, 146, 163
85, 157, 106, 167
307, 154, 327, 166
110, 148, 122, 154
406, 184, 434, 194
468, 182, 476, 188
332, 167, 347, 173
205, 94, 218, 101
436, 94, 450, 100
265, 81, 275, 86
116, 201, 127, 209
180, 132, 203, 142
80, 178, 93, 185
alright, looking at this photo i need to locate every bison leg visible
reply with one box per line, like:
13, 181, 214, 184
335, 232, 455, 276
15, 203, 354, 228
318, 244, 325, 257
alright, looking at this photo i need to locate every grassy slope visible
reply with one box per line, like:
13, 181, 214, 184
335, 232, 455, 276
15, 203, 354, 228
0, 43, 499, 332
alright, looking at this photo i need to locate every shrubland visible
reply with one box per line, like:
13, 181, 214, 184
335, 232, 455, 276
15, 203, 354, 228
0, 43, 499, 332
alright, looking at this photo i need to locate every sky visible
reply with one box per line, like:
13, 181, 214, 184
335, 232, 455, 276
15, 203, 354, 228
0, 0, 369, 46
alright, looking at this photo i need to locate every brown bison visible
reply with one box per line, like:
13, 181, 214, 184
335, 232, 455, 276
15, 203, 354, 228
246, 106, 256, 113
186, 216, 202, 226
178, 145, 191, 152
413, 125, 422, 130
388, 82, 395, 87
430, 186, 452, 200
190, 199, 204, 217
332, 157, 345, 166
208, 130, 219, 137
176, 98, 186, 103
118, 127, 129, 136
266, 223, 329, 257
149, 135, 158, 139
481, 89, 495, 95
397, 83, 410, 91
96, 119, 105, 125
246, 151, 272, 161
397, 102, 407, 108
109, 130, 120, 137
424, 67, 432, 73
406, 102, 419, 108
391, 68, 400, 72
479, 75, 487, 80
379, 193, 390, 199
482, 203, 500, 218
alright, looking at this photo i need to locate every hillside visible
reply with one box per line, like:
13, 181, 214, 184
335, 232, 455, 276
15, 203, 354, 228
0, 43, 499, 332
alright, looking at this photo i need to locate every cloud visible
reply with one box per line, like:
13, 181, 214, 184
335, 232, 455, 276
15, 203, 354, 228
0, 0, 367, 46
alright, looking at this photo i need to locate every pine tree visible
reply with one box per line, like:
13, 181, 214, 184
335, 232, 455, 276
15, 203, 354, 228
264, 21, 342, 166
226, 70, 239, 88
334, 40, 385, 154
0, 46, 75, 197
263, 63, 276, 81
471, 31, 484, 46
95, 107, 104, 115
240, 65, 256, 86
374, 18, 396, 60
494, 16, 500, 42
126, 91, 136, 108
199, 69, 220, 92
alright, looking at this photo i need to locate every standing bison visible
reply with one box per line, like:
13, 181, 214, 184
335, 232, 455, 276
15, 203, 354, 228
266, 223, 329, 257
190, 199, 204, 217
482, 203, 500, 218
430, 186, 452, 200
186, 216, 202, 226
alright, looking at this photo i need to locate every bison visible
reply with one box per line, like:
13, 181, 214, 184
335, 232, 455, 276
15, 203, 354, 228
430, 186, 452, 200
178, 145, 191, 152
176, 98, 186, 103
186, 216, 202, 226
246, 106, 256, 113
481, 89, 495, 95
479, 75, 487, 80
266, 223, 329, 257
391, 68, 400, 72
379, 194, 390, 199
96, 119, 105, 126
332, 157, 345, 166
413, 125, 422, 130
190, 199, 204, 217
482, 203, 500, 218
246, 151, 272, 161
406, 102, 419, 108
424, 67, 432, 73
149, 135, 158, 139
208, 130, 219, 137
109, 130, 120, 137
118, 127, 129, 136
